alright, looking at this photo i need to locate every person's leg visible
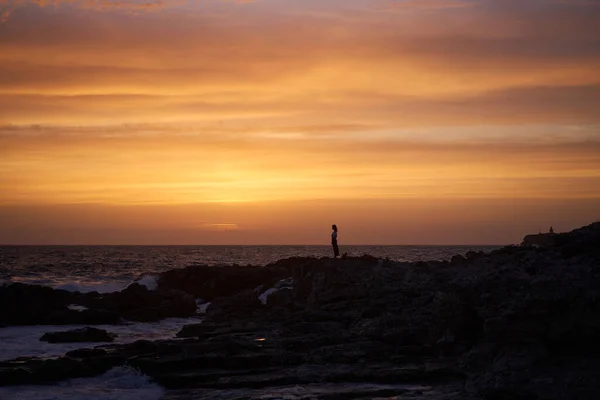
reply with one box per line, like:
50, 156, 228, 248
333, 242, 340, 258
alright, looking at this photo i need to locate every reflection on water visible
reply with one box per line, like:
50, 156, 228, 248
0, 245, 501, 292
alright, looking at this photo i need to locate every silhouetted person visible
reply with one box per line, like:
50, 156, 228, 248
331, 224, 340, 258
549, 226, 555, 234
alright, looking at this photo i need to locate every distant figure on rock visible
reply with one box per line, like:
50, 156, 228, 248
331, 224, 340, 258
549, 226, 555, 234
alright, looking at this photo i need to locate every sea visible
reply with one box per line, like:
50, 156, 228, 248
0, 245, 500, 400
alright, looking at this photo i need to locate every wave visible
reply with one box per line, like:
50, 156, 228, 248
31, 274, 161, 294
134, 274, 158, 291
258, 277, 294, 305
2, 267, 161, 294
0, 366, 164, 400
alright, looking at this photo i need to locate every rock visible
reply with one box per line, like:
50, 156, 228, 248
65, 348, 108, 358
78, 284, 197, 322
157, 265, 290, 300
45, 309, 121, 325
522, 233, 558, 247
40, 327, 116, 343
176, 323, 218, 338
465, 251, 485, 261
266, 288, 294, 309
206, 290, 263, 319
0, 281, 195, 326
451, 255, 467, 265
0, 283, 71, 325
2, 222, 600, 398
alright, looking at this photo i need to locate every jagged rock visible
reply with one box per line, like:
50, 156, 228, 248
465, 251, 485, 261
0, 282, 196, 326
65, 348, 108, 358
0, 283, 71, 325
45, 309, 120, 325
451, 255, 467, 265
78, 284, 197, 322
2, 222, 600, 398
266, 288, 294, 309
522, 232, 558, 247
157, 265, 290, 300
206, 290, 263, 319
40, 327, 116, 343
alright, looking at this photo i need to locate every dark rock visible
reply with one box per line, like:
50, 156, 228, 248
206, 290, 263, 319
65, 348, 108, 358
78, 284, 197, 322
0, 357, 102, 386
0, 283, 71, 325
158, 265, 290, 300
40, 327, 116, 343
2, 223, 600, 398
0, 281, 195, 326
266, 288, 294, 309
45, 309, 121, 325
522, 232, 558, 247
465, 251, 485, 261
176, 323, 219, 338
451, 255, 467, 265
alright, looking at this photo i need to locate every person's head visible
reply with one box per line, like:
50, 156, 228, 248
332, 224, 337, 231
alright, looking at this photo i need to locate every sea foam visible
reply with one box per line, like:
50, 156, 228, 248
53, 274, 159, 294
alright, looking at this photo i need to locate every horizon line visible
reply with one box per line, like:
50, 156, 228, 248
0, 243, 510, 247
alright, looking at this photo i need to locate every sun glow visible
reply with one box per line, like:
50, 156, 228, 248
0, 0, 599, 244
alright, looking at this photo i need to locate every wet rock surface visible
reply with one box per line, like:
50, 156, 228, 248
1, 222, 599, 399
40, 327, 117, 343
0, 282, 197, 325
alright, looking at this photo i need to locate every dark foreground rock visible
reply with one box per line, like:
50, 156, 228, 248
40, 327, 116, 343
1, 222, 599, 399
75, 283, 198, 322
0, 282, 197, 326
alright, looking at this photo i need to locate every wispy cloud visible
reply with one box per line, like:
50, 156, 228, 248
0, 0, 190, 23
197, 223, 240, 231
0, 0, 257, 21
383, 0, 477, 11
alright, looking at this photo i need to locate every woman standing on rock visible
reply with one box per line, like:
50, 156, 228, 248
331, 224, 340, 258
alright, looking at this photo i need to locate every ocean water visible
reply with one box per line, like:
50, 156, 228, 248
0, 245, 499, 399
0, 245, 500, 292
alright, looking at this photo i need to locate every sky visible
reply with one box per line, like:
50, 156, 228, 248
0, 0, 599, 245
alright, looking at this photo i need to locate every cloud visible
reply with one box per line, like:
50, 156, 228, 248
383, 0, 477, 11
197, 223, 240, 231
0, 0, 258, 22
1, 0, 171, 12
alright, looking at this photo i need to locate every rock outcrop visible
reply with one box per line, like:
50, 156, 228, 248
0, 283, 197, 326
40, 327, 116, 343
1, 222, 599, 399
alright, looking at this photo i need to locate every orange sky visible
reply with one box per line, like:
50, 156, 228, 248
0, 0, 599, 244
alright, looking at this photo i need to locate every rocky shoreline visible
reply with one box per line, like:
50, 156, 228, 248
1, 222, 599, 399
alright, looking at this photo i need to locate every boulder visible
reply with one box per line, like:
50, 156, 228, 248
206, 290, 263, 319
65, 348, 108, 358
0, 283, 71, 325
522, 233, 558, 247
266, 288, 294, 309
40, 327, 116, 343
45, 309, 120, 325
78, 284, 197, 322
157, 264, 290, 300
450, 255, 467, 265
